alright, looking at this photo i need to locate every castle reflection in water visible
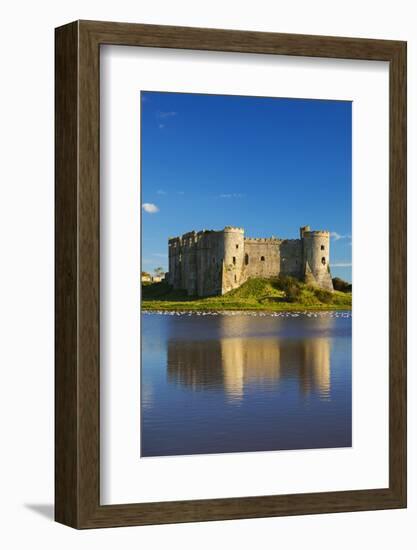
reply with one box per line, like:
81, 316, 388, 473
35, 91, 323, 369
142, 312, 351, 456
166, 315, 332, 402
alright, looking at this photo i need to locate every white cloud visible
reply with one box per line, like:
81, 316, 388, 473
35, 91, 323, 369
330, 232, 351, 241
155, 111, 177, 129
157, 111, 177, 119
142, 203, 159, 214
157, 189, 167, 195
219, 193, 245, 199
152, 253, 167, 258
331, 262, 352, 267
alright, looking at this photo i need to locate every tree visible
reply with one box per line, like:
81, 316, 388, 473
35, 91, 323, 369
332, 277, 352, 293
154, 267, 165, 278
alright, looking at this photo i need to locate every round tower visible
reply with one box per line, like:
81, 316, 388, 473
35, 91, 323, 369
302, 229, 333, 291
222, 226, 245, 294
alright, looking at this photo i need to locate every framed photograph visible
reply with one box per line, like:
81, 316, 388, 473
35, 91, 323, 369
55, 20, 406, 528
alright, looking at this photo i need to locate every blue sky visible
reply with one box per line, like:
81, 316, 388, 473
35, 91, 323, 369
141, 91, 352, 282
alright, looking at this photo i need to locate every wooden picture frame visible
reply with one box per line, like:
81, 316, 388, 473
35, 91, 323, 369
55, 20, 407, 528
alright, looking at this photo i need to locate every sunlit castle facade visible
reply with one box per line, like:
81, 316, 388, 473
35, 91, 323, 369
168, 225, 333, 297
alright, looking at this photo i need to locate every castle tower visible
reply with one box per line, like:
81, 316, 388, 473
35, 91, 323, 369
221, 226, 245, 294
168, 236, 182, 289
301, 228, 334, 291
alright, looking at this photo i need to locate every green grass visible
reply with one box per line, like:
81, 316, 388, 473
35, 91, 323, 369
142, 277, 352, 312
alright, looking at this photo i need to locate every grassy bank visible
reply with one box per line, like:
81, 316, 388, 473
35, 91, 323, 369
142, 277, 352, 312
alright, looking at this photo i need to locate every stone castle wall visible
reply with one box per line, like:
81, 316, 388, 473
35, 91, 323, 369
242, 239, 281, 280
168, 230, 225, 297
168, 225, 333, 297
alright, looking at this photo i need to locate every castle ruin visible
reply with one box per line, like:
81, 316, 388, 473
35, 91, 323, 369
168, 225, 333, 297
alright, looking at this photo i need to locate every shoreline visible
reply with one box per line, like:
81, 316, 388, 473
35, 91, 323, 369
142, 305, 352, 314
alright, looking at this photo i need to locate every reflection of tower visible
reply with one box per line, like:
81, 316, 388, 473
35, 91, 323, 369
301, 226, 333, 291
220, 338, 281, 401
167, 340, 224, 390
302, 338, 331, 398
219, 339, 245, 401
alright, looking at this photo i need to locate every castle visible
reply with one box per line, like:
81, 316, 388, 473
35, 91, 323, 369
168, 225, 333, 297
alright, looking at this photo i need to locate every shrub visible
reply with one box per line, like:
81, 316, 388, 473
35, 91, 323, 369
298, 291, 321, 306
285, 283, 302, 303
332, 277, 352, 293
142, 281, 176, 300
314, 288, 333, 304
275, 274, 301, 292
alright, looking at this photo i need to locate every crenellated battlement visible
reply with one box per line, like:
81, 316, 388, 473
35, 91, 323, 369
223, 226, 245, 233
303, 230, 330, 237
244, 237, 282, 243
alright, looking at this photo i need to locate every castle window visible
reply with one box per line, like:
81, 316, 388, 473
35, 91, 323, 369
234, 275, 237, 283
236, 244, 239, 249
261, 256, 265, 261
212, 257, 215, 263
245, 254, 249, 265
321, 245, 325, 250
321, 257, 326, 265
232, 256, 236, 265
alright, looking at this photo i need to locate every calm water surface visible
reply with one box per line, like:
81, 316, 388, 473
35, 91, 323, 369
141, 311, 352, 457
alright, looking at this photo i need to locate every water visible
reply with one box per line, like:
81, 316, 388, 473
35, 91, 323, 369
141, 311, 352, 457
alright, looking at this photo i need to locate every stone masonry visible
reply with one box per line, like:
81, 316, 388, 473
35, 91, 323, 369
168, 225, 333, 297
